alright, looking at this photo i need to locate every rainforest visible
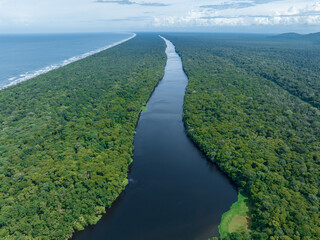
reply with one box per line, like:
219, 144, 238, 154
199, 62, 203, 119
0, 34, 166, 239
164, 33, 320, 239
0, 32, 319, 240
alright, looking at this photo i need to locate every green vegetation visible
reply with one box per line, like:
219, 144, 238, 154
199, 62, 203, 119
165, 33, 320, 239
272, 32, 320, 43
214, 38, 320, 109
219, 192, 249, 238
0, 34, 166, 239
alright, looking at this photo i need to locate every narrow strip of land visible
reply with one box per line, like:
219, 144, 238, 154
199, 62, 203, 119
0, 34, 166, 240
72, 36, 237, 240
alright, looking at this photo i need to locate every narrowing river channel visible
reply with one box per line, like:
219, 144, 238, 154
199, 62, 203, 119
72, 36, 237, 240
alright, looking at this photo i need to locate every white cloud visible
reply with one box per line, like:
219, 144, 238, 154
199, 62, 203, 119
152, 0, 320, 28
0, 0, 319, 33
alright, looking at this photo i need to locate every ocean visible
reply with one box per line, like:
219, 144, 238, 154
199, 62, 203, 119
0, 33, 133, 89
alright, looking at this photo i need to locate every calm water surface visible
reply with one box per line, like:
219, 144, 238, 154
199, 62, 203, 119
72, 37, 237, 240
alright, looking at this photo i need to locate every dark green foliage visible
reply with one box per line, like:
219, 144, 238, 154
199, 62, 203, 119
164, 33, 320, 239
213, 40, 320, 109
0, 34, 166, 239
272, 32, 320, 43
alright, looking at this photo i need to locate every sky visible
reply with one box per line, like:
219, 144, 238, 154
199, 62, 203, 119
0, 0, 319, 33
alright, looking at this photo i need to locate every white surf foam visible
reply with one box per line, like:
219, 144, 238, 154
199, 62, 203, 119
1, 33, 136, 90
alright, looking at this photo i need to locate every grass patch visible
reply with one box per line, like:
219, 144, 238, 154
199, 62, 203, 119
218, 191, 249, 238
141, 106, 148, 111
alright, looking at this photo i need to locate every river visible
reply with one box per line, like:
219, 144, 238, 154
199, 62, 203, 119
72, 36, 237, 240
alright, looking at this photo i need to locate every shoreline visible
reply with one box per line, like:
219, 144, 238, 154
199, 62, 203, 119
71, 35, 237, 240
161, 36, 242, 238
69, 34, 167, 240
0, 33, 136, 90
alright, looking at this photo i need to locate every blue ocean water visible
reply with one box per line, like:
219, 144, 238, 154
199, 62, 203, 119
0, 33, 133, 89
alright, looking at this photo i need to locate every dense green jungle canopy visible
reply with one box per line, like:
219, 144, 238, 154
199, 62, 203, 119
0, 34, 166, 239
164, 33, 320, 240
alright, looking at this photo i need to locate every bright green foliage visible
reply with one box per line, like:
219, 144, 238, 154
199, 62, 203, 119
219, 192, 249, 238
0, 34, 166, 239
165, 34, 320, 240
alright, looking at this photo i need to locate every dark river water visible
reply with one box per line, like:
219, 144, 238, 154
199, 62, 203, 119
72, 37, 237, 240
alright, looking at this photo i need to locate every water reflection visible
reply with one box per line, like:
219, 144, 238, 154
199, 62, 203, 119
72, 36, 237, 240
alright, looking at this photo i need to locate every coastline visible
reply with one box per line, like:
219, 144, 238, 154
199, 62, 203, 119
71, 35, 237, 240
69, 34, 167, 240
0, 33, 167, 240
0, 33, 136, 90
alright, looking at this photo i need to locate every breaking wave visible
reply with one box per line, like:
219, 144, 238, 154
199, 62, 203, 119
1, 33, 136, 90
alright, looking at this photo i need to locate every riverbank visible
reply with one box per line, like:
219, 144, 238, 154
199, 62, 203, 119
219, 192, 249, 238
164, 33, 320, 239
72, 36, 237, 240
0, 33, 166, 240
